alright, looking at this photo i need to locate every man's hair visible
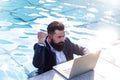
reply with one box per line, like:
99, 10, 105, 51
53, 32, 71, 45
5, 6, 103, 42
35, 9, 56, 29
47, 21, 64, 34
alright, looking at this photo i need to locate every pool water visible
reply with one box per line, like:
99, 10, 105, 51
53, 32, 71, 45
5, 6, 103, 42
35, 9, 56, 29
0, 0, 120, 80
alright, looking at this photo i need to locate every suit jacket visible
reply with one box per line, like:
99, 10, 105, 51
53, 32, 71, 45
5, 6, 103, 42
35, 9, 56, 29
32, 37, 87, 74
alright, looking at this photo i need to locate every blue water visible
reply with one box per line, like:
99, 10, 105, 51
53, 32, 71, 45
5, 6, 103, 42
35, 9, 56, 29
0, 0, 120, 80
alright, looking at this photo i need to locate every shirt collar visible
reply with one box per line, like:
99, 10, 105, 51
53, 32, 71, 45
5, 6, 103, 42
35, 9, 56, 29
46, 38, 55, 51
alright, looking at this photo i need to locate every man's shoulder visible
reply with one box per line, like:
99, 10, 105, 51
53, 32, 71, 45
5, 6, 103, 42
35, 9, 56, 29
65, 37, 70, 41
65, 37, 72, 44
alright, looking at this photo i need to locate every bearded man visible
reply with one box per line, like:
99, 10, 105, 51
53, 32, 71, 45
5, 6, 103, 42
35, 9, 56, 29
32, 21, 89, 74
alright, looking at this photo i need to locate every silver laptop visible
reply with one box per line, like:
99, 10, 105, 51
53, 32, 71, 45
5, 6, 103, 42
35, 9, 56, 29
53, 50, 101, 79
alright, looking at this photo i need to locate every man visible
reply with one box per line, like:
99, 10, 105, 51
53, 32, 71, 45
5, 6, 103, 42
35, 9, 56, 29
32, 21, 89, 74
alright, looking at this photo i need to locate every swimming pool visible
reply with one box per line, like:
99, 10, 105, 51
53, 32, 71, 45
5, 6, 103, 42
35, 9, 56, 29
0, 0, 120, 80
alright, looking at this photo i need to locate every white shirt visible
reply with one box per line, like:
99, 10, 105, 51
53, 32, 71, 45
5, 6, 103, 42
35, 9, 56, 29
52, 48, 67, 64
47, 39, 67, 64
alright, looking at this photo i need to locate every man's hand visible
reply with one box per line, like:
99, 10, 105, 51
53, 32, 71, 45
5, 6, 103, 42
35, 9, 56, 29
38, 32, 47, 44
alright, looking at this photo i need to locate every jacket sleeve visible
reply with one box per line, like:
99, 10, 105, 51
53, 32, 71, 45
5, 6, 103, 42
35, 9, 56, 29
32, 43, 45, 68
72, 43, 89, 56
66, 38, 89, 56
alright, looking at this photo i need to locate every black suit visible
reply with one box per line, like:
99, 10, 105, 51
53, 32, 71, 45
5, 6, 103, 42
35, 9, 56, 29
32, 37, 87, 74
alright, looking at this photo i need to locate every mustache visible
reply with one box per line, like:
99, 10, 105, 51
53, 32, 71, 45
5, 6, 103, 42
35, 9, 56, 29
58, 42, 65, 45
50, 40, 65, 51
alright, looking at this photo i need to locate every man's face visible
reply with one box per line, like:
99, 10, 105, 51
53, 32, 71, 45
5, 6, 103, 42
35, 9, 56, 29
49, 30, 65, 51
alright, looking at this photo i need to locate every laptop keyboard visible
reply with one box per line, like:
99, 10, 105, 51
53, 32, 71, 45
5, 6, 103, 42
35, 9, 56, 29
63, 68, 71, 75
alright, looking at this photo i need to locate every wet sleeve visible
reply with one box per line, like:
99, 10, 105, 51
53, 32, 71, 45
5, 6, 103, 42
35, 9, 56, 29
32, 43, 45, 68
67, 38, 89, 56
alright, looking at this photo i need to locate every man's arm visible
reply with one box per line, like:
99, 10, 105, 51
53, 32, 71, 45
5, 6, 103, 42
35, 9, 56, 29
66, 38, 89, 56
32, 31, 47, 68
32, 43, 45, 68
72, 43, 89, 55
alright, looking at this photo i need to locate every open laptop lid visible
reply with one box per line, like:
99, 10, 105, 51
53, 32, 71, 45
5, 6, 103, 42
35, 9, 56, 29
53, 50, 101, 79
69, 50, 101, 78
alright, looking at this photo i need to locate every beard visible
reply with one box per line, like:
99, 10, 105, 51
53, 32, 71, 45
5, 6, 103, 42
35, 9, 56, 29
50, 39, 65, 51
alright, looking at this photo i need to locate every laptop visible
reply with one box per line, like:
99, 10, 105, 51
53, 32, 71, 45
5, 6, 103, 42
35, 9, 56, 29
53, 50, 101, 79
